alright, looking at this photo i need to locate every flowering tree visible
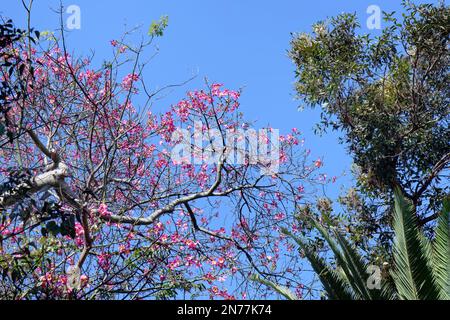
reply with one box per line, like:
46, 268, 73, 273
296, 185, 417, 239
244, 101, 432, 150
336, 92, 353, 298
0, 15, 323, 300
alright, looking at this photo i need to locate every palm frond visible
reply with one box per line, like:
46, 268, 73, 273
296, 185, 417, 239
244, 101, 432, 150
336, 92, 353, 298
390, 188, 441, 300
310, 219, 374, 299
250, 274, 297, 300
432, 197, 450, 299
283, 229, 355, 299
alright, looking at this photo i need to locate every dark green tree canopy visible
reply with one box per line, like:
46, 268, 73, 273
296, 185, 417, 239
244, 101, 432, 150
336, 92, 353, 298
0, 18, 39, 142
290, 1, 449, 222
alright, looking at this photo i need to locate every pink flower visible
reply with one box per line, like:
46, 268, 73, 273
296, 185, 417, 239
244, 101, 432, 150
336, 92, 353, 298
216, 257, 225, 268
203, 273, 216, 283
80, 275, 89, 287
185, 239, 198, 250
98, 253, 111, 271
98, 203, 111, 217
74, 222, 84, 247
173, 100, 191, 122
314, 158, 323, 168
48, 94, 56, 105
119, 242, 131, 255
211, 286, 219, 294
168, 257, 181, 270
274, 212, 285, 221
121, 73, 139, 90
154, 222, 164, 233
110, 40, 118, 47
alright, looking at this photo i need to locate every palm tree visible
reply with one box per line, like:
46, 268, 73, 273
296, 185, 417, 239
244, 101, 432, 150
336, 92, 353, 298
253, 189, 449, 300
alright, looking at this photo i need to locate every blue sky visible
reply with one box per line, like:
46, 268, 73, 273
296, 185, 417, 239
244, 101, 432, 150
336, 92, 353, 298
3, 0, 444, 197
2, 0, 429, 198
2, 0, 446, 299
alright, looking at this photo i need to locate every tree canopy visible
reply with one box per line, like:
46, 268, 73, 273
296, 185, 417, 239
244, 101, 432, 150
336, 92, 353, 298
290, 1, 449, 224
0, 1, 448, 301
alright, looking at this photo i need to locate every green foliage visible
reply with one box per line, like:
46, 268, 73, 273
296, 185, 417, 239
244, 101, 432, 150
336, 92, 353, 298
148, 15, 169, 37
0, 19, 30, 141
250, 274, 298, 300
290, 1, 449, 226
390, 189, 442, 299
282, 228, 356, 300
433, 198, 450, 299
41, 213, 75, 239
257, 190, 449, 300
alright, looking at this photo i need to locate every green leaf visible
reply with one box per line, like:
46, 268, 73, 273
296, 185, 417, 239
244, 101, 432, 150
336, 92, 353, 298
333, 229, 388, 299
390, 188, 441, 300
282, 228, 355, 300
250, 274, 298, 300
148, 15, 169, 37
432, 197, 450, 299
310, 219, 373, 299
60, 215, 76, 239
46, 221, 60, 236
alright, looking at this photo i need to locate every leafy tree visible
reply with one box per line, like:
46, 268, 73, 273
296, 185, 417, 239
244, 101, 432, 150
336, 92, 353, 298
0, 18, 39, 141
289, 1, 449, 243
255, 190, 450, 300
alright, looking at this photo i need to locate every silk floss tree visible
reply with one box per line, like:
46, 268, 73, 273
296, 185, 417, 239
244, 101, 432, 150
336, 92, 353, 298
0, 14, 325, 299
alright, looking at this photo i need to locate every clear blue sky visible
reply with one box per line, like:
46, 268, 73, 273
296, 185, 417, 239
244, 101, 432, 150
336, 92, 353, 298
2, 0, 445, 299
3, 0, 444, 195
3, 0, 433, 196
